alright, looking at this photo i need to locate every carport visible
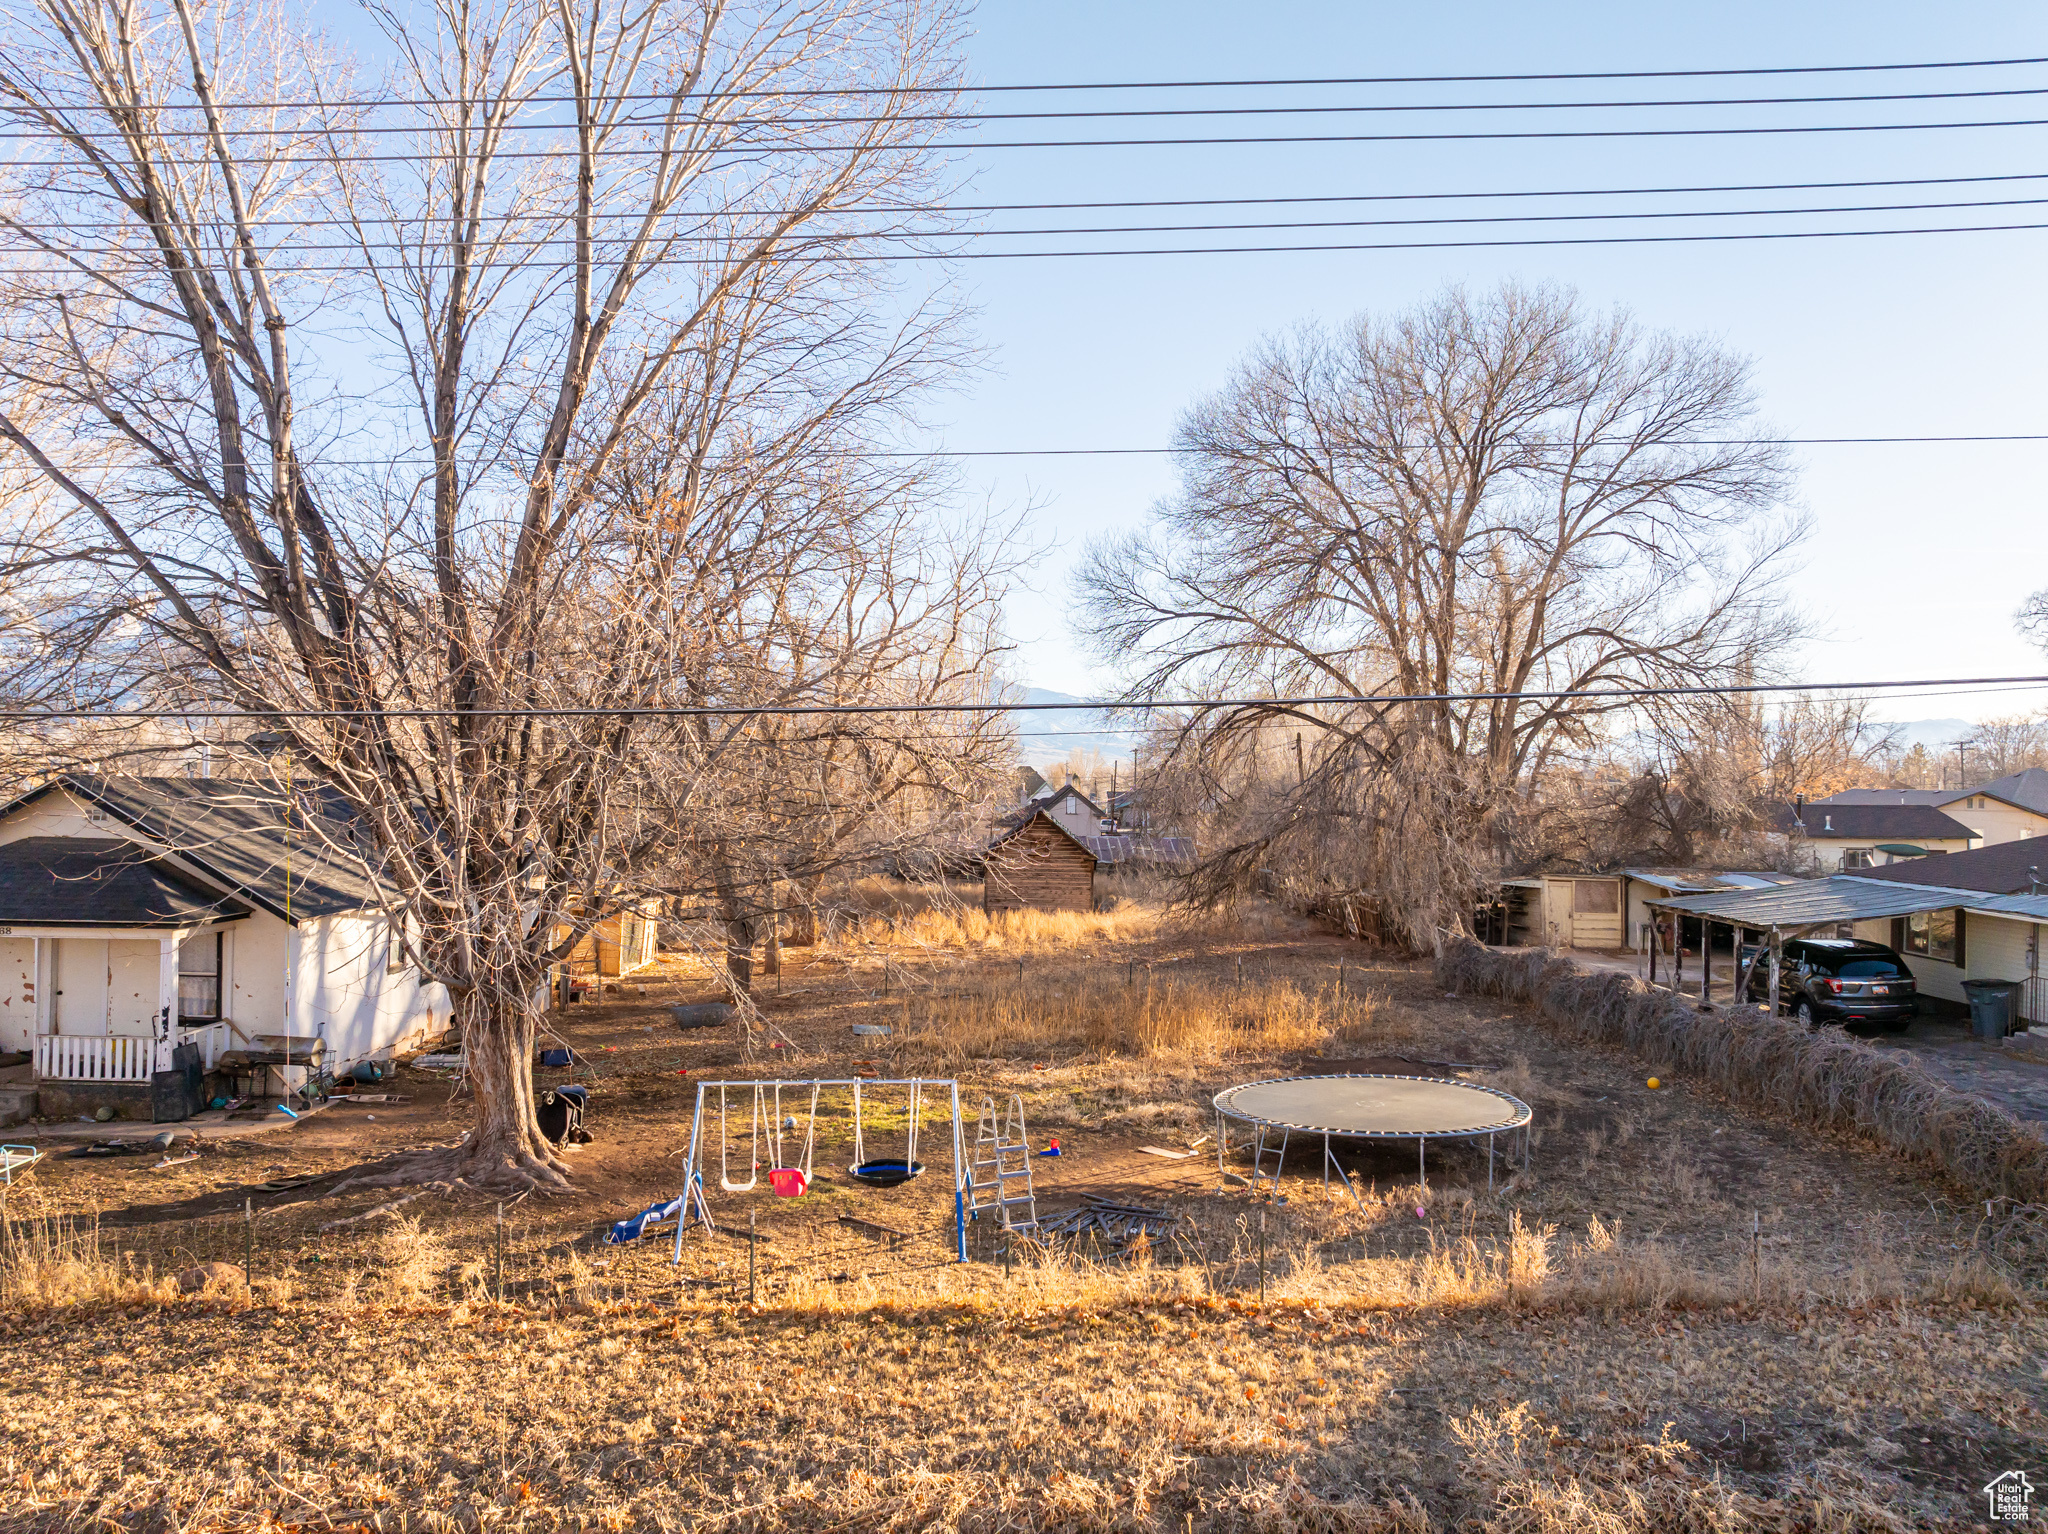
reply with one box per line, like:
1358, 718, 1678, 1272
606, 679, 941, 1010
1644, 877, 2048, 1018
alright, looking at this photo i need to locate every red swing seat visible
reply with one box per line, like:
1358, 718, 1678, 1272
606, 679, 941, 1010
769, 1166, 809, 1198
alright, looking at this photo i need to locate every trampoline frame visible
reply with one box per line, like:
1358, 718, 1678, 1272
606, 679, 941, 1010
1212, 1073, 1533, 1208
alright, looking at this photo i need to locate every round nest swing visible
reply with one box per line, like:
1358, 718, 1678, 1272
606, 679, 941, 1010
846, 1158, 925, 1187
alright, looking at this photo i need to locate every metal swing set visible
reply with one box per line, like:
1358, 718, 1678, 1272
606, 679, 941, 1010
671, 1077, 976, 1262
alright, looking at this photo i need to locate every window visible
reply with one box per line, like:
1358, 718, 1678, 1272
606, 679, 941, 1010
1905, 909, 1958, 964
1842, 848, 1873, 870
178, 932, 222, 1019
386, 918, 409, 975
1571, 880, 1618, 914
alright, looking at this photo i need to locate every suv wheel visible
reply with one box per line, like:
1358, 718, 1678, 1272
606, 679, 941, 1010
1795, 999, 1818, 1027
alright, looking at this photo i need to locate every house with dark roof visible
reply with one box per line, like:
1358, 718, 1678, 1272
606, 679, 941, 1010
1768, 800, 1980, 873
0, 774, 454, 1123
999, 782, 1108, 842
1813, 767, 2048, 847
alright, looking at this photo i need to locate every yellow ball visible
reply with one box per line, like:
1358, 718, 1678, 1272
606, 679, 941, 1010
1646, 1077, 1661, 1090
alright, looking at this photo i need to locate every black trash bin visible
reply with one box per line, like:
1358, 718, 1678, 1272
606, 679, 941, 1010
1962, 979, 2021, 1040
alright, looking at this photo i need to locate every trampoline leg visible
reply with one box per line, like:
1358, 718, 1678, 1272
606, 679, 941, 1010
1488, 1133, 1495, 1191
1323, 1134, 1365, 1213
1418, 1137, 1426, 1191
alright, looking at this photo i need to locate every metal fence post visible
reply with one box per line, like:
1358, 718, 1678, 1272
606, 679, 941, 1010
243, 1196, 253, 1292
748, 1206, 757, 1305
496, 1202, 505, 1302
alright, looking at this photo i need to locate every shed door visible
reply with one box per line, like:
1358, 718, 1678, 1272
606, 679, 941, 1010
1568, 880, 1623, 949
0, 938, 33, 1052
53, 939, 109, 1036
107, 940, 160, 1036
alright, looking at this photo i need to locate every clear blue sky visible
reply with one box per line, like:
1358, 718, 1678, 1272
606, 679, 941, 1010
929, 1, 2048, 725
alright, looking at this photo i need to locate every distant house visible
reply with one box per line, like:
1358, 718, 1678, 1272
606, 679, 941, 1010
1769, 801, 1980, 872
983, 811, 1099, 914
1644, 838, 2048, 1027
999, 782, 1108, 842
1811, 768, 2048, 846
0, 774, 453, 1122
1496, 868, 1802, 951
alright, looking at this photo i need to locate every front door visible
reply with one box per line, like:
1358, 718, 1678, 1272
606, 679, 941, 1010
53, 938, 110, 1035
107, 939, 160, 1036
0, 938, 33, 1052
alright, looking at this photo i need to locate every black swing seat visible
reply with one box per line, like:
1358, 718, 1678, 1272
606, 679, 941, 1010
847, 1158, 924, 1187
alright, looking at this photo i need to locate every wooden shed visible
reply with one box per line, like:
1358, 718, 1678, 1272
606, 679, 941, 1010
983, 811, 1100, 914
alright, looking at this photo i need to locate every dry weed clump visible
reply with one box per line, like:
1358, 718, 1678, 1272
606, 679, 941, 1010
1439, 939, 2048, 1206
0, 1212, 174, 1309
903, 968, 1398, 1060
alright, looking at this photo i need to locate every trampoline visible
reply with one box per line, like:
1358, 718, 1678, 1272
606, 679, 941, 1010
1212, 1073, 1532, 1206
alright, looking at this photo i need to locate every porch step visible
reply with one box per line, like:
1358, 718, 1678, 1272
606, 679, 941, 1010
0, 1084, 39, 1129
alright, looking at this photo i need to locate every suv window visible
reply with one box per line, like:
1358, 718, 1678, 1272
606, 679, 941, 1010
1835, 957, 1906, 978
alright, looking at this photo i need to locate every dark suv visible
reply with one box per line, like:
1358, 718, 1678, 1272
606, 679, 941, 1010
1741, 938, 1918, 1031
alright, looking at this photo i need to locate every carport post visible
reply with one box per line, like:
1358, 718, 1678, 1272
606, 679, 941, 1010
1766, 926, 1783, 1017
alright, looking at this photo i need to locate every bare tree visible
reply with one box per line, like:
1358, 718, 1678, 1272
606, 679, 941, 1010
1958, 715, 2048, 780
1077, 283, 1803, 947
1551, 692, 1890, 868
0, 0, 976, 1189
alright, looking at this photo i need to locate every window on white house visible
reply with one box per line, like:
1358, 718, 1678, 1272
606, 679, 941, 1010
178, 932, 222, 1019
1842, 848, 1873, 870
386, 918, 408, 975
1905, 909, 1957, 963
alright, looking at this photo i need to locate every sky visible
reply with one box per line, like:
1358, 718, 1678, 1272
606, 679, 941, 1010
921, 1, 2048, 729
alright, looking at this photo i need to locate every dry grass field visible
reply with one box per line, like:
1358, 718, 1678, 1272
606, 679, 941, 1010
2, 890, 2044, 1531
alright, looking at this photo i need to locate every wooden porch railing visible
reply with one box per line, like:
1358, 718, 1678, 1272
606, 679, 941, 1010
35, 1033, 153, 1083
35, 1022, 235, 1082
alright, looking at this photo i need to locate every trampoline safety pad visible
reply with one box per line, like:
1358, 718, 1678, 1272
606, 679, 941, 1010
1212, 1074, 1531, 1140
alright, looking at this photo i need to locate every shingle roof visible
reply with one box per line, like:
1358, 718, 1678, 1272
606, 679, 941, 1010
1813, 769, 2048, 816
2, 775, 386, 922
1947, 766, 2048, 816
1837, 836, 2048, 896
1770, 802, 1978, 840
996, 782, 1105, 832
0, 837, 251, 927
988, 809, 1099, 859
1810, 789, 1952, 807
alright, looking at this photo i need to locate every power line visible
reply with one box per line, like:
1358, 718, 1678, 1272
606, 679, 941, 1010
14, 170, 2047, 228
16, 83, 2048, 139
8, 113, 2048, 167
8, 674, 2048, 722
16, 192, 2048, 254
35, 434, 2040, 473
18, 54, 2045, 110
7, 216, 2047, 272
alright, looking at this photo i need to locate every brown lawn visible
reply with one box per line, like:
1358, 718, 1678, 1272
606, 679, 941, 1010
1, 896, 2042, 1531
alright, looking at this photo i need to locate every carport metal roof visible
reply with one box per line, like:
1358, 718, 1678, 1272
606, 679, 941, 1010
1646, 876, 2048, 927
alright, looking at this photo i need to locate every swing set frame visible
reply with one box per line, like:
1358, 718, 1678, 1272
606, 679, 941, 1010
671, 1077, 971, 1263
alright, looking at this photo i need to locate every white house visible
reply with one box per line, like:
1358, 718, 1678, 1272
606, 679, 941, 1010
1769, 800, 1980, 873
0, 774, 452, 1121
1811, 768, 2048, 848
